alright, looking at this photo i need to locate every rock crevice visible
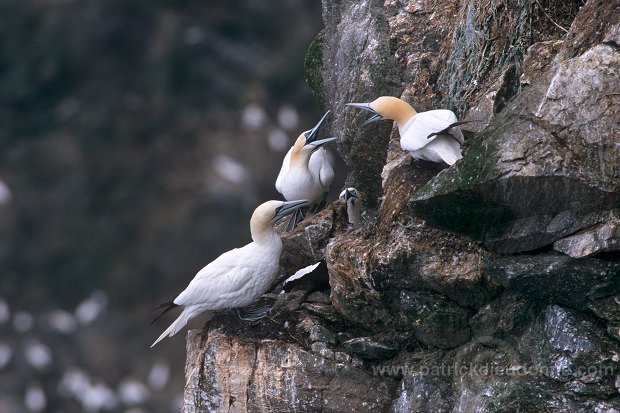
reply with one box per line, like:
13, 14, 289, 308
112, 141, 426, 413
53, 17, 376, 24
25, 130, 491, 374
184, 1, 620, 412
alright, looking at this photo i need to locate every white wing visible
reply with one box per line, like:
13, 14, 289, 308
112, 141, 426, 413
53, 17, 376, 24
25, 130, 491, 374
174, 247, 254, 308
309, 148, 334, 189
275, 147, 293, 194
400, 110, 462, 152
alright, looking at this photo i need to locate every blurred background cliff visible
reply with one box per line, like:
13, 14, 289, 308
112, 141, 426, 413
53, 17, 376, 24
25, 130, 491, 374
0, 0, 327, 411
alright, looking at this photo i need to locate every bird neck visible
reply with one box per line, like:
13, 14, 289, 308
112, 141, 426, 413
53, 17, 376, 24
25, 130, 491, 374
290, 146, 311, 169
250, 221, 281, 246
393, 105, 417, 128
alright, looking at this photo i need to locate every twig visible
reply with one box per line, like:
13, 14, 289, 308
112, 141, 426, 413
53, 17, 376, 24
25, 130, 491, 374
534, 0, 569, 34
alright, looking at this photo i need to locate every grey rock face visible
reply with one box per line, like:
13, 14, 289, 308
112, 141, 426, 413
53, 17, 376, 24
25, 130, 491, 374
326, 152, 490, 339
399, 290, 471, 349
519, 305, 619, 397
311, 0, 401, 208
409, 3, 620, 254
589, 294, 620, 323
389, 372, 453, 413
184, 329, 398, 413
279, 202, 347, 275
486, 253, 620, 310
341, 337, 398, 361
184, 1, 620, 412
554, 215, 620, 258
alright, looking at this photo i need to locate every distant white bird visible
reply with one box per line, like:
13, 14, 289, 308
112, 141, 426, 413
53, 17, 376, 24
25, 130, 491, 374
347, 96, 471, 166
118, 378, 150, 405
0, 179, 11, 205
0, 341, 13, 369
24, 341, 53, 371
150, 199, 308, 347
24, 383, 47, 413
339, 187, 361, 229
75, 291, 108, 326
275, 111, 336, 229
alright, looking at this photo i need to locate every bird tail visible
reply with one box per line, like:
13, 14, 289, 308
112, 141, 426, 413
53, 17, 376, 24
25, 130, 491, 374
150, 300, 179, 325
151, 307, 194, 348
150, 307, 215, 348
440, 149, 462, 166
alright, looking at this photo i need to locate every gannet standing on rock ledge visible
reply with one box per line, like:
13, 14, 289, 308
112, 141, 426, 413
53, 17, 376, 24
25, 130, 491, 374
276, 111, 337, 228
339, 187, 361, 229
347, 96, 467, 166
150, 199, 308, 347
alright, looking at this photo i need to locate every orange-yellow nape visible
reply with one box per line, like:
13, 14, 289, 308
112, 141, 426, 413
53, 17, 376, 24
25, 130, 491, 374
370, 96, 417, 126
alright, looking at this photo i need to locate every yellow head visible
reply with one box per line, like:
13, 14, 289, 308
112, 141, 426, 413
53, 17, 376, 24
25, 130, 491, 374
369, 96, 417, 126
347, 96, 417, 128
290, 133, 315, 167
250, 200, 308, 241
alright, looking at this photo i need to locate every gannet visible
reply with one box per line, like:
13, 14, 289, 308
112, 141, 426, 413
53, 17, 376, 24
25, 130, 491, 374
339, 187, 361, 229
275, 111, 336, 228
347, 96, 467, 165
150, 199, 308, 347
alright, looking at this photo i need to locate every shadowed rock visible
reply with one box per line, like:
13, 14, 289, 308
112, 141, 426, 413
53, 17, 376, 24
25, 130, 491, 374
410, 4, 620, 254
184, 1, 620, 412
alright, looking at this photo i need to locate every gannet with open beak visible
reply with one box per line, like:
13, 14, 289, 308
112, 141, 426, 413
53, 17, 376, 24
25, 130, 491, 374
339, 187, 361, 229
347, 96, 467, 165
275, 111, 336, 228
150, 199, 308, 347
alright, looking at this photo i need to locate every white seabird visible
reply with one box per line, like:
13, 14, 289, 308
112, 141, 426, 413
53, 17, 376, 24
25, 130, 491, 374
339, 187, 361, 229
275, 111, 336, 228
347, 96, 469, 166
150, 199, 308, 347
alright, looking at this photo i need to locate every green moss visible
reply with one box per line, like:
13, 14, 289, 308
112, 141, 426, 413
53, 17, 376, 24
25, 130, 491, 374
409, 116, 514, 239
304, 30, 326, 112
412, 116, 504, 198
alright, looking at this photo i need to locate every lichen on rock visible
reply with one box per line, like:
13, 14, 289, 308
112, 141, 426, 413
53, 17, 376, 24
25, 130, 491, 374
183, 1, 620, 412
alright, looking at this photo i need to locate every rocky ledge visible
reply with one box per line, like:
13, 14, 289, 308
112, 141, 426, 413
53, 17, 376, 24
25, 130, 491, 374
184, 1, 620, 412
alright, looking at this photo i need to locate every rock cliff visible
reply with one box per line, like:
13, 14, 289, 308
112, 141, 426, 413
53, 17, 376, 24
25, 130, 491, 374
184, 1, 620, 412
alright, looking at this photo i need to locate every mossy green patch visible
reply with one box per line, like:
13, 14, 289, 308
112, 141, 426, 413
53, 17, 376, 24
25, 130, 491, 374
304, 30, 326, 112
409, 113, 514, 239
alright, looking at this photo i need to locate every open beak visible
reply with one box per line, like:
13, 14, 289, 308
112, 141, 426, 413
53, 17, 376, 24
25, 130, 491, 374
346, 102, 385, 125
307, 136, 337, 151
304, 111, 331, 144
273, 199, 309, 221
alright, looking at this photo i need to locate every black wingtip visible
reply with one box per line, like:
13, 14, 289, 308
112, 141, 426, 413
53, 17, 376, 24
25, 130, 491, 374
427, 119, 484, 139
150, 300, 179, 325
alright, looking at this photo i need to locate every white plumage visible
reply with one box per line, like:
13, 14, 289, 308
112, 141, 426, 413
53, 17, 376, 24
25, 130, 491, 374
399, 109, 464, 165
276, 146, 334, 203
347, 96, 466, 166
275, 112, 336, 221
151, 199, 307, 347
339, 187, 361, 229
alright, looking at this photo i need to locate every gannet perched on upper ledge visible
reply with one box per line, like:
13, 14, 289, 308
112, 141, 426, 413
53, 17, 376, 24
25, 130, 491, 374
276, 111, 336, 228
150, 199, 308, 347
339, 187, 361, 229
347, 96, 467, 166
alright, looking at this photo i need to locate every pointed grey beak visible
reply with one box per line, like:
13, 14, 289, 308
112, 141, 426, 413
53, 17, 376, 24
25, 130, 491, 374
346, 103, 385, 125
307, 136, 337, 150
273, 199, 309, 220
304, 111, 331, 144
